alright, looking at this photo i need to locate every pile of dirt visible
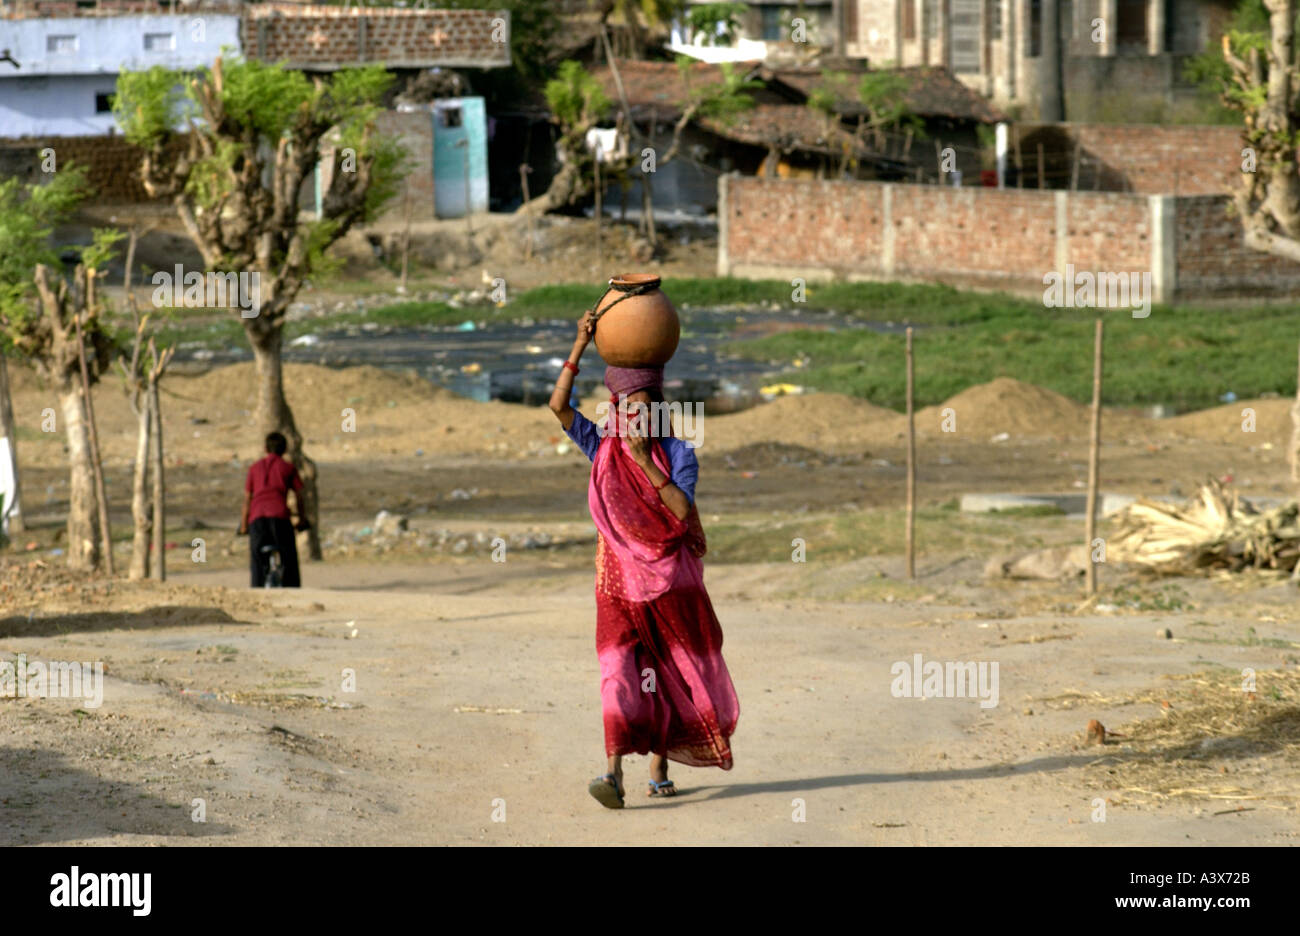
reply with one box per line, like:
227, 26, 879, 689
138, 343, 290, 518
700, 393, 899, 453
0, 556, 272, 622
907, 377, 1146, 442
7, 362, 1292, 471
916, 377, 1087, 439
1159, 398, 1293, 445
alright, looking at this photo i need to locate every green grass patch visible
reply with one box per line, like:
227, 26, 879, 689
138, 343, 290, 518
124, 277, 1300, 416
727, 290, 1300, 411
705, 506, 1075, 564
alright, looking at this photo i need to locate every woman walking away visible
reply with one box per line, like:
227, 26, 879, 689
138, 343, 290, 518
549, 309, 739, 808
238, 431, 308, 588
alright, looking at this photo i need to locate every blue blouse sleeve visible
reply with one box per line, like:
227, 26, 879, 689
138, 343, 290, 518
665, 439, 698, 504
565, 409, 602, 462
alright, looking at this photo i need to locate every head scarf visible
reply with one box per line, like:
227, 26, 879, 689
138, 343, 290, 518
603, 365, 664, 398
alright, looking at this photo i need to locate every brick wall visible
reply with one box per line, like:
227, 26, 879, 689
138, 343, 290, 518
0, 134, 186, 203
1066, 124, 1241, 196
242, 5, 511, 69
1173, 195, 1300, 297
719, 176, 1300, 300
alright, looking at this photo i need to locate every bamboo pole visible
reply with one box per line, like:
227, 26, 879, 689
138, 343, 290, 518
905, 326, 916, 580
1070, 137, 1082, 191
1085, 318, 1104, 595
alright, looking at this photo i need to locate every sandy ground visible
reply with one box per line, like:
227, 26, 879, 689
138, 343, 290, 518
1, 552, 1297, 846
3, 363, 1299, 845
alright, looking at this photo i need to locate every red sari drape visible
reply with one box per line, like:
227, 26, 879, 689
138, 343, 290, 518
588, 431, 739, 769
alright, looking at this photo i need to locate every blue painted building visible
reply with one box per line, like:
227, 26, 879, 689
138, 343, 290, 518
0, 13, 241, 137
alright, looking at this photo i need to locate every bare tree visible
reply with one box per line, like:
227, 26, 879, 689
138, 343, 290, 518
30, 265, 113, 571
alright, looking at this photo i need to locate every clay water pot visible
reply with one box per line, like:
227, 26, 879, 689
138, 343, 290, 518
593, 273, 680, 367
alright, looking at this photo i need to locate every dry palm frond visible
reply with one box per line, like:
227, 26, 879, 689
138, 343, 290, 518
1109, 480, 1300, 574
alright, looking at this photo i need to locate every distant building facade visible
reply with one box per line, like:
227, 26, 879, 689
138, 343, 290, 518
840, 0, 1235, 117
0, 8, 240, 136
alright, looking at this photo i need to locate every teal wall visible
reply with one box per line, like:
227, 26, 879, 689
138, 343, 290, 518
433, 97, 488, 218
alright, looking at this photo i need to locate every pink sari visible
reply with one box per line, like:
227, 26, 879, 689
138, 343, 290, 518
588, 420, 739, 769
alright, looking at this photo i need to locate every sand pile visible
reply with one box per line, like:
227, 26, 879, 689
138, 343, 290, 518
1159, 398, 1293, 445
700, 393, 899, 453
905, 377, 1145, 442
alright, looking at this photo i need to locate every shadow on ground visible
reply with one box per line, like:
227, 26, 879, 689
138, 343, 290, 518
0, 606, 250, 639
0, 745, 234, 845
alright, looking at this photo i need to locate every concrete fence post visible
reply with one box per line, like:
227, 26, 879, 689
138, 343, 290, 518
1149, 195, 1176, 306
1054, 190, 1069, 280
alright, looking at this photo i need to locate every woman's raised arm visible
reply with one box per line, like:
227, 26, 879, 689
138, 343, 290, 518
549, 309, 596, 431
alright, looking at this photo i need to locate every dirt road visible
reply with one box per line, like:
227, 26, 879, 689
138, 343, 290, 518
3, 557, 1296, 846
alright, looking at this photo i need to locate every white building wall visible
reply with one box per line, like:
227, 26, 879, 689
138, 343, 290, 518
0, 13, 241, 137
0, 74, 128, 136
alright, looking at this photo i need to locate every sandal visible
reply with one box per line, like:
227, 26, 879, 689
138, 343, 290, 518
647, 779, 677, 797
588, 773, 625, 809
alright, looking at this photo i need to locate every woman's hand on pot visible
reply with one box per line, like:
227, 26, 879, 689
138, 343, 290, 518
575, 309, 596, 348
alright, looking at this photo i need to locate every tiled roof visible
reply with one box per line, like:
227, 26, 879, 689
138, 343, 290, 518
698, 103, 870, 157
589, 58, 764, 121
766, 65, 1007, 123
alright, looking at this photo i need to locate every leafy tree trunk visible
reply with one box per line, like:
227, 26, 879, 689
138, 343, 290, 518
1219, 2, 1300, 495
0, 355, 24, 535
1226, 0, 1300, 261
516, 160, 588, 216
248, 319, 321, 559
123, 58, 395, 570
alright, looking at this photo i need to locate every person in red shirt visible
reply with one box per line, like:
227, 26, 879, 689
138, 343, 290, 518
238, 432, 307, 587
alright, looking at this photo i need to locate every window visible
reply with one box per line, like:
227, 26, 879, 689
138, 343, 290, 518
922, 0, 934, 40
95, 92, 113, 114
951, 0, 981, 73
903, 0, 916, 40
988, 0, 1002, 40
144, 33, 175, 52
1116, 0, 1148, 47
760, 7, 790, 42
47, 35, 78, 55
439, 106, 462, 128
1029, 0, 1041, 57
